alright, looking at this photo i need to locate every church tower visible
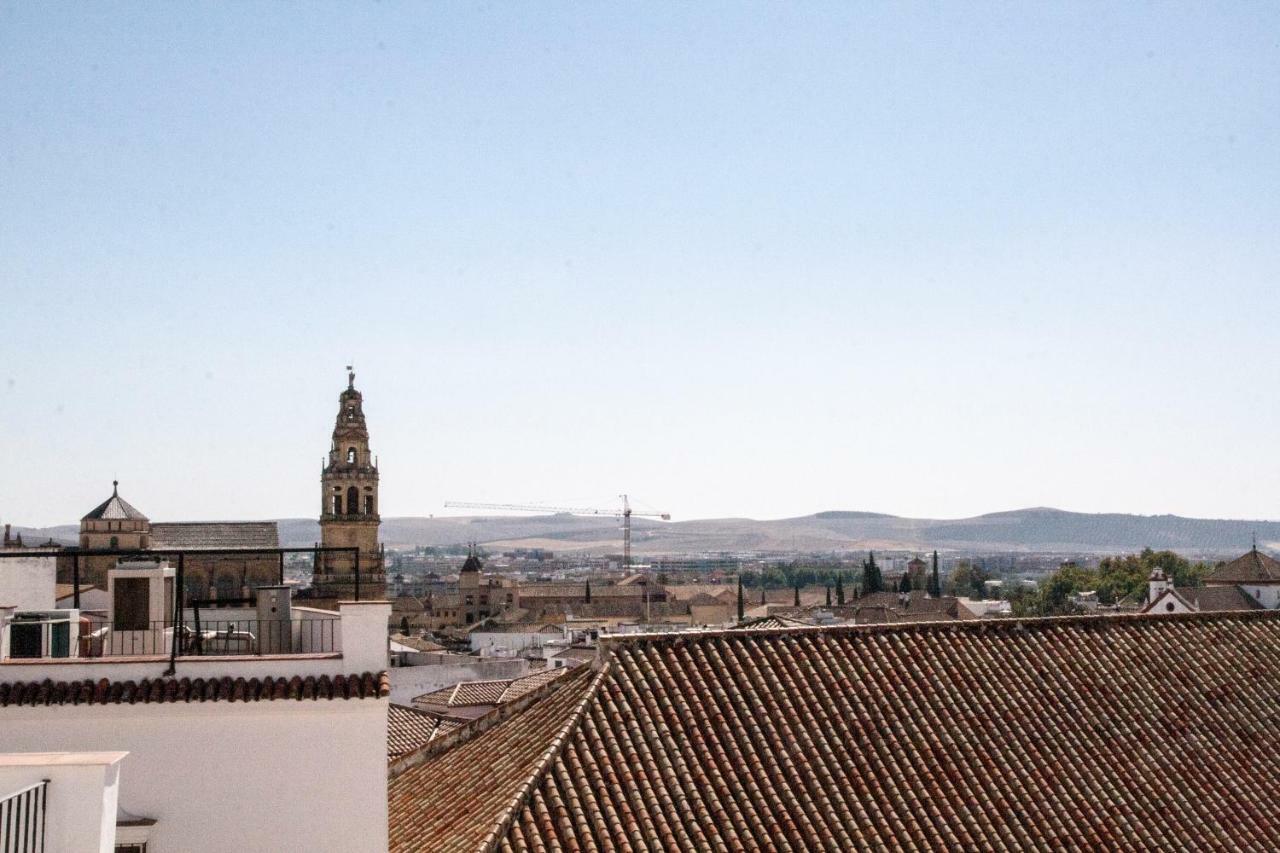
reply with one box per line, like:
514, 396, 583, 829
315, 368, 385, 599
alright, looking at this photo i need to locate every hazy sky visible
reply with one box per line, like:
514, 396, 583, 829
2, 3, 1278, 528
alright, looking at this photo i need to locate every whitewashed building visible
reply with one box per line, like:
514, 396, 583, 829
1, 557, 391, 853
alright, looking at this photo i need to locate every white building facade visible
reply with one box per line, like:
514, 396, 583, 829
1, 557, 391, 853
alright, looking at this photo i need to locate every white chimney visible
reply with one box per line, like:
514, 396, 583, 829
1148, 568, 1171, 604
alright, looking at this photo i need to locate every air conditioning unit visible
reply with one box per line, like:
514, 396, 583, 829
7, 610, 80, 659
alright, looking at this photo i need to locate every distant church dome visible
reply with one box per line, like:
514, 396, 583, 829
82, 481, 149, 522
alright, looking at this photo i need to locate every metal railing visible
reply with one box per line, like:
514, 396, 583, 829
78, 617, 339, 658
0, 779, 48, 853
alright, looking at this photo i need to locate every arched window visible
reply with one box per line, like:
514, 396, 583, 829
365, 495, 374, 515
109, 536, 119, 550
347, 447, 357, 464
332, 495, 341, 514
347, 486, 359, 515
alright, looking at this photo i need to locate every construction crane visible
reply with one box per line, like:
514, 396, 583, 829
443, 495, 670, 572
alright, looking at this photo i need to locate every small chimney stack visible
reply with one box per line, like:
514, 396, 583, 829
1148, 568, 1171, 604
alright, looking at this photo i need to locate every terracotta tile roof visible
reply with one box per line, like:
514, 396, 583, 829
449, 680, 509, 707
412, 667, 575, 712
662, 584, 737, 603
1207, 547, 1280, 584
388, 703, 444, 759
1178, 585, 1263, 612
386, 703, 470, 759
854, 589, 961, 618
496, 667, 571, 703
389, 633, 445, 653
739, 614, 813, 629
0, 672, 389, 706
517, 583, 652, 599
468, 621, 563, 635
550, 646, 597, 663
390, 611, 1280, 851
389, 667, 598, 853
149, 521, 279, 550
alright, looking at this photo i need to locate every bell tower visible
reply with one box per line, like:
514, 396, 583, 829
315, 367, 385, 599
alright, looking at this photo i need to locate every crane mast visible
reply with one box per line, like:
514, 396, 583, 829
443, 494, 670, 573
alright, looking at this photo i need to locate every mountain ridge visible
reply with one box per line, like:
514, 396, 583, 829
10, 507, 1279, 556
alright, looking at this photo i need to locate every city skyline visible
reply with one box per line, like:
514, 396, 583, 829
3, 4, 1279, 526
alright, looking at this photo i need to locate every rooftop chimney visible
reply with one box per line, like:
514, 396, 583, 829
1148, 568, 1171, 604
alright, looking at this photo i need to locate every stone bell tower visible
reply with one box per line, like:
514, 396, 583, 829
314, 368, 385, 599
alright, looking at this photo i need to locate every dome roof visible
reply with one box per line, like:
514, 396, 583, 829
81, 481, 148, 522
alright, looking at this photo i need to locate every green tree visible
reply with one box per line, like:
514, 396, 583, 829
862, 552, 884, 594
898, 572, 912, 594
399, 616, 410, 634
947, 560, 991, 599
927, 550, 941, 598
826, 585, 832, 607
836, 574, 845, 605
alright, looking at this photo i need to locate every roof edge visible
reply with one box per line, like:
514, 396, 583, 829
478, 664, 613, 853
388, 666, 591, 779
597, 607, 1280, 650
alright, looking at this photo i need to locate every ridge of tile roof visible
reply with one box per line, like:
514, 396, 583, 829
391, 610, 1280, 852
389, 666, 602, 853
0, 672, 390, 706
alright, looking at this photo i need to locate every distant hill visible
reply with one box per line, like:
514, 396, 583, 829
12, 508, 1278, 557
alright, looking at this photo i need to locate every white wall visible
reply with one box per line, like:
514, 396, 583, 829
388, 658, 529, 705
0, 751, 125, 853
1147, 590, 1195, 615
58, 587, 111, 612
468, 630, 562, 654
2, 701, 387, 853
1244, 584, 1280, 609
0, 556, 56, 611
338, 600, 391, 673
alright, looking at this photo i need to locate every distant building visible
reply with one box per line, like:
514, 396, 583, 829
70, 481, 280, 600
311, 369, 386, 601
1, 555, 391, 851
1142, 548, 1275, 614
1203, 545, 1280, 608
905, 556, 928, 588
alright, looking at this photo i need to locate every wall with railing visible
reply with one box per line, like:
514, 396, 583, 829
3, 608, 341, 661
0, 752, 125, 853
0, 601, 389, 686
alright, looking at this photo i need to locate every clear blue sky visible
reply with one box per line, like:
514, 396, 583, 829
2, 3, 1278, 528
